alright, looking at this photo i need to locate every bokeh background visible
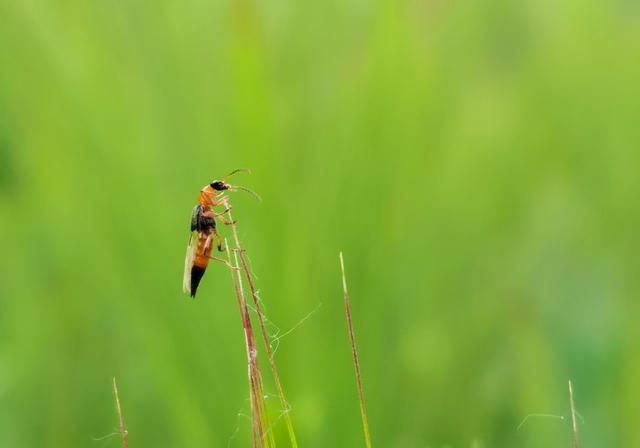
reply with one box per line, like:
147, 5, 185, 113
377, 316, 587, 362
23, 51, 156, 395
1, 0, 639, 446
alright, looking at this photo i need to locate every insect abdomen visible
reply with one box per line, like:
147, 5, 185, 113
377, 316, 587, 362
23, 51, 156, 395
190, 231, 213, 298
187, 205, 217, 298
190, 265, 206, 297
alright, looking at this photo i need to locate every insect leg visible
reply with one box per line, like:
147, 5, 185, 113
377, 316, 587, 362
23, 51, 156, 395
214, 206, 232, 215
209, 256, 238, 269
203, 233, 212, 252
216, 215, 237, 226
213, 227, 224, 252
211, 195, 227, 207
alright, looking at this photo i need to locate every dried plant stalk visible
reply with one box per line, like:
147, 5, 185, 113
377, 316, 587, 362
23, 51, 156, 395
568, 380, 579, 448
225, 200, 298, 447
339, 252, 372, 448
112, 377, 129, 448
225, 242, 268, 448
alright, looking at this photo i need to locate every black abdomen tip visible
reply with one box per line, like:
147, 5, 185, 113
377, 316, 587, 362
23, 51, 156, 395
190, 266, 206, 298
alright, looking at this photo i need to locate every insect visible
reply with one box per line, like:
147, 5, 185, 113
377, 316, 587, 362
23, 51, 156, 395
182, 169, 259, 298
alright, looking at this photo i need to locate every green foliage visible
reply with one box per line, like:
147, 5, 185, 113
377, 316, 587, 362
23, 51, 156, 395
0, 0, 639, 446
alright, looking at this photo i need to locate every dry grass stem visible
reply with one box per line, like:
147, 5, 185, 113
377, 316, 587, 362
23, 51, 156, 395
225, 199, 298, 447
339, 252, 372, 448
568, 380, 579, 448
225, 241, 267, 448
112, 377, 129, 448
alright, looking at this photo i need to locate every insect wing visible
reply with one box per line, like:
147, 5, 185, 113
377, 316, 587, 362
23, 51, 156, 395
183, 231, 199, 294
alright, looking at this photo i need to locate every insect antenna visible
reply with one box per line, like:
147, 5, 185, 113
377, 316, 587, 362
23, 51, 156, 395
223, 168, 251, 180
231, 185, 262, 202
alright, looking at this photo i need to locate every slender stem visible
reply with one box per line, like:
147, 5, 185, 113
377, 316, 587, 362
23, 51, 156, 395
225, 242, 265, 448
339, 252, 372, 448
568, 380, 579, 448
224, 199, 298, 447
238, 249, 298, 447
112, 377, 129, 448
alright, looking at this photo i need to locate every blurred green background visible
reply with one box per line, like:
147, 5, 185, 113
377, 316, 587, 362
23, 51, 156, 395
1, 0, 639, 446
